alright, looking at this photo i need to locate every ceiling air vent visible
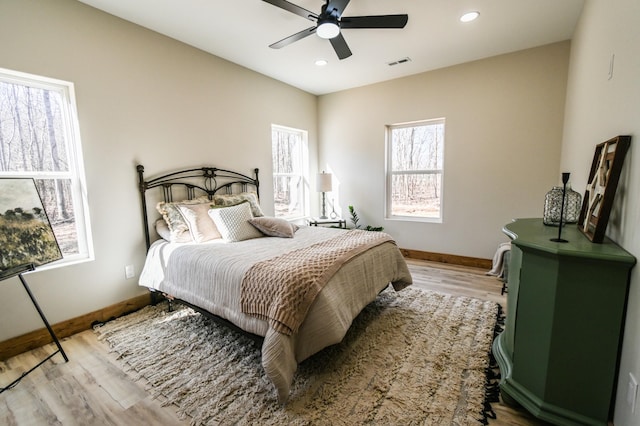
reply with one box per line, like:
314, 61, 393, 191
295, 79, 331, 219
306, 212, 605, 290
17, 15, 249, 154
387, 57, 411, 66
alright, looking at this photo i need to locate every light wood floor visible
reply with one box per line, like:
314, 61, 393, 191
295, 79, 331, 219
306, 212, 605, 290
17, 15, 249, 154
0, 259, 548, 425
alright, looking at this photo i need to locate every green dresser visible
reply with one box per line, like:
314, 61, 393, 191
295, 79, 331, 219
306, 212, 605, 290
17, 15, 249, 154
492, 218, 636, 425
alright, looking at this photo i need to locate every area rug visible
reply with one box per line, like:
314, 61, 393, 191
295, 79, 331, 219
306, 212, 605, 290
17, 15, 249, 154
94, 287, 500, 425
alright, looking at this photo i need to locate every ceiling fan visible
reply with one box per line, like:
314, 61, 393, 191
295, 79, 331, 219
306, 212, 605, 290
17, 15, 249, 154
262, 0, 408, 60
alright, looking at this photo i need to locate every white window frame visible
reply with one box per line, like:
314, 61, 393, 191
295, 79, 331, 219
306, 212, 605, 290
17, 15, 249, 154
385, 118, 445, 223
0, 67, 94, 268
271, 124, 309, 220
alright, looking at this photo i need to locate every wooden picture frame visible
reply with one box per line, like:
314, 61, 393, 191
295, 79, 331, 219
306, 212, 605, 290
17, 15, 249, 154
577, 135, 631, 243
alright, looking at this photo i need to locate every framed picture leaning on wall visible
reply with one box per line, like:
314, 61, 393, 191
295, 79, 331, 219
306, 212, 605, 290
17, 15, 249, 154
577, 135, 631, 243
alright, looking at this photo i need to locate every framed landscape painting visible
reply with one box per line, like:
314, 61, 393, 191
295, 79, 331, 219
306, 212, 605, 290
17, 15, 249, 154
0, 178, 62, 279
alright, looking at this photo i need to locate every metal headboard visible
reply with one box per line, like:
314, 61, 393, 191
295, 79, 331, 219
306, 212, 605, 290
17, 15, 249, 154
137, 164, 260, 250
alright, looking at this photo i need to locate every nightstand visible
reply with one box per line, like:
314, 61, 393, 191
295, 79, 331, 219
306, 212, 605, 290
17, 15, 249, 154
307, 218, 347, 229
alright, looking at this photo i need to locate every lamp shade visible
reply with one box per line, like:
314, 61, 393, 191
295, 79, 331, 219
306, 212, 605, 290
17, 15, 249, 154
316, 172, 333, 192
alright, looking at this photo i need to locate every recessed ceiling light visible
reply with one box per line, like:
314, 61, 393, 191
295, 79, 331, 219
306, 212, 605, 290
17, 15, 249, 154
315, 59, 328, 66
460, 11, 480, 23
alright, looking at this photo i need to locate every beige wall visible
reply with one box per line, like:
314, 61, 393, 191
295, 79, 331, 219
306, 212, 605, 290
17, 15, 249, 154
0, 0, 318, 340
3, 0, 637, 422
318, 42, 571, 259
561, 0, 640, 424
2, 2, 637, 421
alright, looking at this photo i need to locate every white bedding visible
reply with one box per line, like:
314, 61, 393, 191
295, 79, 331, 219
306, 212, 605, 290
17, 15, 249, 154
138, 225, 413, 402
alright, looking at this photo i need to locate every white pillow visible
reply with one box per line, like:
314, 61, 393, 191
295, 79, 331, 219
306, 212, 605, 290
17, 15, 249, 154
177, 203, 221, 243
208, 202, 263, 242
155, 218, 172, 241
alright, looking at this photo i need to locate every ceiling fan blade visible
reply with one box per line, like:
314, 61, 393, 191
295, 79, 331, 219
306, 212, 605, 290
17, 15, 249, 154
329, 33, 352, 60
262, 0, 317, 21
340, 14, 408, 29
269, 26, 317, 49
326, 0, 351, 17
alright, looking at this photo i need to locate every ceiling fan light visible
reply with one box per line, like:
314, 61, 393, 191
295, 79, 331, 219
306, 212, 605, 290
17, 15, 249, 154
317, 21, 340, 39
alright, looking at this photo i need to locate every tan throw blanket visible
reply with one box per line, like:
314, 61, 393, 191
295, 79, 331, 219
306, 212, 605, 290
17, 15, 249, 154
241, 230, 394, 335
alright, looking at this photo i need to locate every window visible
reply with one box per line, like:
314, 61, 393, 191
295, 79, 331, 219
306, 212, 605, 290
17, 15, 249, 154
386, 118, 445, 221
271, 125, 309, 219
0, 68, 93, 266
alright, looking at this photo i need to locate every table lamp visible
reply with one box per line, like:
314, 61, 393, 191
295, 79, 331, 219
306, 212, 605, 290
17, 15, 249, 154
316, 171, 332, 219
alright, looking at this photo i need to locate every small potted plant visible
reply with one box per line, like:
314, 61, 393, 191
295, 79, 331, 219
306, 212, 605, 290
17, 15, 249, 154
348, 205, 384, 231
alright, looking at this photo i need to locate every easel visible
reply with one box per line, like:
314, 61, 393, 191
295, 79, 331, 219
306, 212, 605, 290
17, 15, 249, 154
0, 263, 68, 393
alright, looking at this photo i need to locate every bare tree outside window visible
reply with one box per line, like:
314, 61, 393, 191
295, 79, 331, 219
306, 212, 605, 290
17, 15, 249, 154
386, 119, 445, 220
271, 125, 308, 219
0, 68, 92, 264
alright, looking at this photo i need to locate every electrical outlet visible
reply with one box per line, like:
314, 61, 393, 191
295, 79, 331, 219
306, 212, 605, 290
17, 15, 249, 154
628, 373, 638, 413
124, 264, 135, 279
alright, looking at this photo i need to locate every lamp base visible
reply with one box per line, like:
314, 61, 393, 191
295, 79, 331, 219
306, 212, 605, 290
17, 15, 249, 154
320, 192, 328, 220
550, 238, 568, 243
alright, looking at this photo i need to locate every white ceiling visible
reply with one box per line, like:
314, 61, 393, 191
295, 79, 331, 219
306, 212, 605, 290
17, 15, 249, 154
77, 0, 585, 95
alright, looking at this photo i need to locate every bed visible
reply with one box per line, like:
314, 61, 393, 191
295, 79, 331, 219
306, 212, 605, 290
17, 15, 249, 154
136, 164, 413, 402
